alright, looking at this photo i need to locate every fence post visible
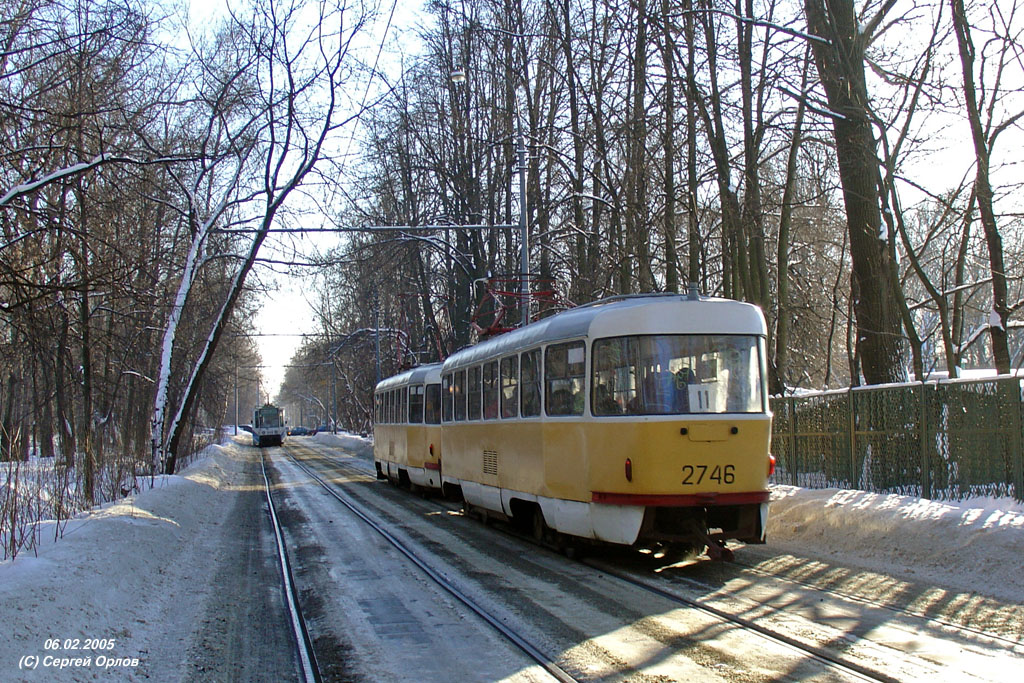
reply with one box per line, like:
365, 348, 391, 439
1010, 378, 1023, 503
848, 389, 857, 489
789, 396, 798, 486
920, 383, 931, 500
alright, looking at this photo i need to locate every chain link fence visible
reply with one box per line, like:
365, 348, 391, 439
769, 376, 1024, 502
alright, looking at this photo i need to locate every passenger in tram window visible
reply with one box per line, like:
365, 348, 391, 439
483, 362, 499, 419
549, 388, 572, 414
593, 383, 621, 415
521, 350, 542, 417
500, 356, 519, 419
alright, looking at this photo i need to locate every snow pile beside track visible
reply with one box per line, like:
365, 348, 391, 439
310, 430, 373, 460
767, 485, 1024, 603
0, 440, 247, 681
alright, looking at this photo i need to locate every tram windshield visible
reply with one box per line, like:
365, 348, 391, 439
592, 335, 764, 415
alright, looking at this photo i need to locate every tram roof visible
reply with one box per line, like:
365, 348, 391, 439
374, 361, 442, 392
444, 293, 766, 370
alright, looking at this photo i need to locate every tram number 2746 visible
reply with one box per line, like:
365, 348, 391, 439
681, 464, 735, 485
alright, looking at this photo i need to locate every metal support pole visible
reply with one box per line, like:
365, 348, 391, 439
233, 365, 238, 436
518, 121, 529, 327
374, 289, 382, 384
331, 361, 337, 434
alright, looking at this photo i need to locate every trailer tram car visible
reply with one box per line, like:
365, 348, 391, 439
374, 293, 775, 559
373, 363, 444, 492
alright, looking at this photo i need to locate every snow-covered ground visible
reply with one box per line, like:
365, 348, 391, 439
1, 433, 1021, 680
766, 485, 1024, 604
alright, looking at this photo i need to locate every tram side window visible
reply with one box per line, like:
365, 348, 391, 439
384, 391, 391, 423
483, 361, 499, 419
453, 370, 467, 421
442, 374, 453, 422
467, 365, 482, 420
521, 349, 542, 417
500, 355, 519, 419
402, 387, 409, 423
374, 393, 380, 423
425, 383, 442, 424
546, 341, 586, 416
409, 384, 424, 424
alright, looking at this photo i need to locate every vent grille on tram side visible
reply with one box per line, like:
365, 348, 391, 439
482, 449, 498, 476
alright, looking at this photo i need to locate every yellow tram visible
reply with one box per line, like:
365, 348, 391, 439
373, 363, 443, 491
375, 293, 775, 557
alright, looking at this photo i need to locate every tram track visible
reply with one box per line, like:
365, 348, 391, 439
288, 442, 909, 682
304, 436, 1023, 653
276, 443, 578, 683
260, 449, 322, 683
726, 555, 1024, 648
580, 559, 897, 683
295, 448, 894, 681
290, 439, 1023, 681
296, 447, 921, 682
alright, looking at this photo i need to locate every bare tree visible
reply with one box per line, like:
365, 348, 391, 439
804, 0, 908, 384
152, 0, 375, 474
949, 0, 1024, 374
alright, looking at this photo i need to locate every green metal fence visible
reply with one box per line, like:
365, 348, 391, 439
769, 376, 1024, 502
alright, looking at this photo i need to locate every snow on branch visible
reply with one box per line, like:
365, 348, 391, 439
0, 154, 178, 208
674, 8, 831, 47
778, 85, 848, 121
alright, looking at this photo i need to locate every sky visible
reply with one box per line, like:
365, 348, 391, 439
254, 278, 324, 402
214, 0, 429, 400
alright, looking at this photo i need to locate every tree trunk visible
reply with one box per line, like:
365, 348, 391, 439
950, 0, 1011, 374
626, 0, 652, 292
684, 0, 700, 288
774, 49, 811, 394
660, 0, 679, 293
804, 0, 907, 385
559, 0, 589, 302
739, 0, 769, 310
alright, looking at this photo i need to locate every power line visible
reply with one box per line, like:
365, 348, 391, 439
212, 224, 512, 234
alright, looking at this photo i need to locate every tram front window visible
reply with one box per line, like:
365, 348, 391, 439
591, 335, 764, 415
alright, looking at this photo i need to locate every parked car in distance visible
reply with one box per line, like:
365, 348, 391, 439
287, 426, 310, 436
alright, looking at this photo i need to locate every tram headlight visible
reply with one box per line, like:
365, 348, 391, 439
625, 458, 633, 482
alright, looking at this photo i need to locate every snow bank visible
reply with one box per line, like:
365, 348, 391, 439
768, 486, 1024, 603
0, 440, 247, 681
310, 430, 373, 460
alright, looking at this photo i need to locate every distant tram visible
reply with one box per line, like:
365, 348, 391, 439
252, 403, 287, 447
374, 292, 775, 559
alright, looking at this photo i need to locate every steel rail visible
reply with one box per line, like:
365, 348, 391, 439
261, 450, 322, 683
584, 559, 898, 683
730, 557, 1024, 651
293, 444, 889, 680
293, 441, 1018, 681
279, 446, 577, 683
